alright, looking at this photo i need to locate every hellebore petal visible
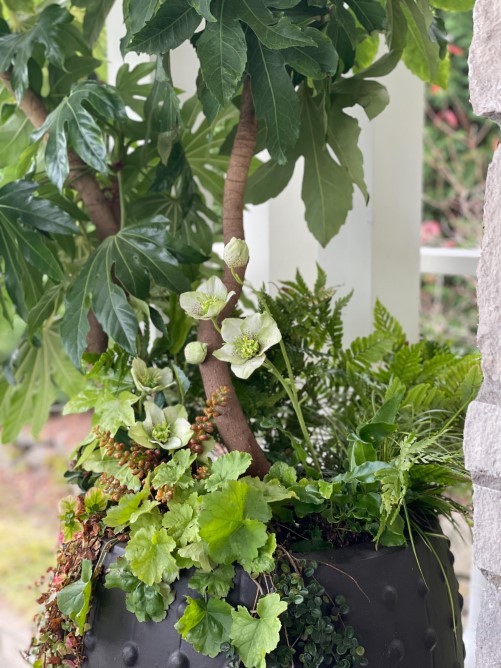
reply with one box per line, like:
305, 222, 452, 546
223, 237, 249, 268
180, 277, 234, 321
184, 341, 208, 364
213, 313, 282, 379
131, 358, 174, 394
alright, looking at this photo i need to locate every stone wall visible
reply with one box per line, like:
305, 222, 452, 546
465, 1, 501, 665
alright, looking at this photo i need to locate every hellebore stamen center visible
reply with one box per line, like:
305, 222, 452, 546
152, 421, 171, 442
234, 335, 261, 360
200, 295, 221, 316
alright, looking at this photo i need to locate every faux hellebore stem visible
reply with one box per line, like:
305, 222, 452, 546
198, 79, 270, 478
264, 358, 322, 474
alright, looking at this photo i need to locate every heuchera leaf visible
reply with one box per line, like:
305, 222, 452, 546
152, 450, 196, 489
104, 485, 151, 531
32, 81, 126, 191
105, 557, 175, 622
128, 0, 202, 54
175, 597, 233, 658
0, 5, 73, 100
125, 526, 179, 585
205, 451, 252, 492
230, 593, 287, 668
57, 559, 93, 635
188, 564, 236, 598
199, 479, 271, 564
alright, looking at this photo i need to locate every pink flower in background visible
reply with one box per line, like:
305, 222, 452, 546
421, 220, 442, 244
437, 109, 459, 128
448, 44, 464, 56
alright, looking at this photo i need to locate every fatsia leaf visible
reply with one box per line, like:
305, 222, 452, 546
401, 0, 443, 85
230, 0, 315, 50
0, 5, 72, 100
331, 78, 390, 120
327, 3, 358, 73
247, 33, 299, 164
430, 0, 474, 9
386, 0, 408, 52
199, 479, 271, 564
188, 565, 235, 598
205, 452, 252, 492
296, 87, 353, 247
57, 559, 93, 635
125, 526, 179, 585
32, 81, 126, 191
128, 0, 201, 54
0, 327, 84, 443
230, 593, 287, 668
188, 0, 216, 21
61, 221, 193, 366
0, 181, 76, 318
175, 597, 233, 658
72, 0, 115, 46
245, 155, 296, 204
196, 0, 247, 105
145, 58, 180, 134
327, 105, 368, 202
345, 0, 387, 33
282, 28, 338, 79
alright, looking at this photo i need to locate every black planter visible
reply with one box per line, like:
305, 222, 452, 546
83, 534, 464, 668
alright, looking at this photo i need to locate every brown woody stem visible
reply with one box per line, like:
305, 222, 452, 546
0, 71, 117, 351
198, 79, 270, 478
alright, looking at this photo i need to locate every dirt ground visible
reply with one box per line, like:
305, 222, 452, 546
0, 413, 475, 667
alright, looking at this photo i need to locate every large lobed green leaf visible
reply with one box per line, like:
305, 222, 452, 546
230, 593, 287, 668
199, 479, 271, 564
32, 81, 127, 191
128, 0, 202, 54
0, 4, 73, 100
297, 87, 353, 247
0, 326, 85, 443
0, 181, 77, 319
176, 597, 233, 658
60, 220, 199, 367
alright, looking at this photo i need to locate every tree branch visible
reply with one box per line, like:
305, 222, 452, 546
0, 72, 119, 241
198, 79, 270, 478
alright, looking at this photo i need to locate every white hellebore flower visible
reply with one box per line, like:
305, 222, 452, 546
180, 276, 235, 321
213, 312, 282, 379
184, 341, 208, 365
223, 237, 249, 269
128, 402, 193, 450
131, 358, 174, 394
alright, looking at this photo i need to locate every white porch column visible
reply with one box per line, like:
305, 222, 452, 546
465, 1, 501, 665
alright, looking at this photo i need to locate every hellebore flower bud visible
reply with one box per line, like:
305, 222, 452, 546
223, 237, 249, 269
184, 341, 208, 365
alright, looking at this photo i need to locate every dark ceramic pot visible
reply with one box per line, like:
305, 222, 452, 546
83, 533, 464, 668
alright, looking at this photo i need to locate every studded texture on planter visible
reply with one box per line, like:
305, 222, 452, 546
83, 533, 463, 668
